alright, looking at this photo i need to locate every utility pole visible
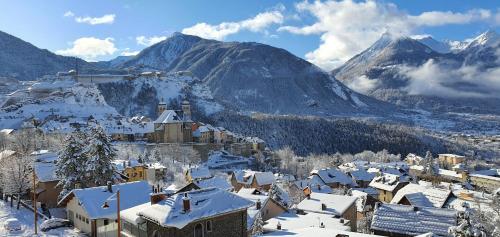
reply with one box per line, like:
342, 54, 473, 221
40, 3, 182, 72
117, 190, 121, 237
33, 171, 37, 235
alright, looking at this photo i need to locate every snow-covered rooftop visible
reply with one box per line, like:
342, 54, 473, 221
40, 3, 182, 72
293, 176, 332, 194
390, 183, 453, 208
194, 176, 232, 191
371, 203, 457, 236
369, 173, 406, 192
263, 211, 351, 233
138, 188, 253, 229
349, 169, 376, 182
154, 110, 181, 124
34, 161, 58, 182
254, 172, 275, 186
187, 166, 212, 180
312, 168, 354, 186
58, 181, 151, 220
297, 193, 357, 216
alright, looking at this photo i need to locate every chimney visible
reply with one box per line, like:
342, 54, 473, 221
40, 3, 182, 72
183, 193, 191, 212
152, 185, 155, 193
317, 184, 321, 190
321, 203, 327, 210
150, 192, 167, 205
256, 199, 262, 210
339, 218, 345, 224
413, 206, 419, 212
107, 181, 113, 193
277, 222, 282, 230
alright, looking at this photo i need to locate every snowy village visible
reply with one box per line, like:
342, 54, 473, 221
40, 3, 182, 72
1, 1, 500, 237
1, 97, 499, 236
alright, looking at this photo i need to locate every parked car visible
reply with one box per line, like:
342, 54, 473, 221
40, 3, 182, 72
3, 218, 22, 233
40, 218, 72, 232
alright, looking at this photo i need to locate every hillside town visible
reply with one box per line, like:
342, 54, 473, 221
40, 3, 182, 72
1, 105, 499, 236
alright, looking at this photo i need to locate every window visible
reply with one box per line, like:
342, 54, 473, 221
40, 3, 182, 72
206, 220, 212, 232
104, 219, 109, 226
194, 223, 203, 237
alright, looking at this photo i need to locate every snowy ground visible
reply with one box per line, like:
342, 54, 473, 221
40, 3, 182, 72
0, 201, 84, 236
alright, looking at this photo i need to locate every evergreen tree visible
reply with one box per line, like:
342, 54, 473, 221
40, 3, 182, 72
251, 212, 264, 236
56, 130, 87, 199
84, 125, 116, 186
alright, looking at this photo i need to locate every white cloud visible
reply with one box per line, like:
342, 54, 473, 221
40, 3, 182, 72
136, 35, 167, 46
401, 59, 500, 98
75, 14, 115, 25
279, 0, 496, 70
63, 11, 74, 17
56, 37, 117, 61
121, 48, 140, 56
346, 75, 379, 94
182, 10, 284, 40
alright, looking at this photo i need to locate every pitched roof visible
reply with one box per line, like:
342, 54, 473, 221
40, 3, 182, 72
369, 173, 407, 192
58, 181, 151, 219
195, 176, 233, 191
297, 193, 357, 216
154, 110, 181, 124
254, 172, 275, 186
187, 167, 212, 180
312, 168, 354, 186
138, 188, 253, 229
233, 170, 256, 185
371, 204, 457, 236
349, 169, 376, 182
391, 183, 453, 208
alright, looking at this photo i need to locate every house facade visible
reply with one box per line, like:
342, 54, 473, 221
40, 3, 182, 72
126, 188, 253, 237
58, 181, 151, 237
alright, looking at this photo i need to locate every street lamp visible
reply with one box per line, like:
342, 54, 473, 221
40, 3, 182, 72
102, 186, 121, 237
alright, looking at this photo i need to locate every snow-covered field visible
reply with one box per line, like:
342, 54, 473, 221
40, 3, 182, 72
0, 201, 83, 236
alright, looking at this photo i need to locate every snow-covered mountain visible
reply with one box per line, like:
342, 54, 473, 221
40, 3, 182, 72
109, 33, 393, 116
332, 30, 500, 114
0, 31, 99, 81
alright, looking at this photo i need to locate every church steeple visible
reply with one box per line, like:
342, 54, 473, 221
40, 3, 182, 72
157, 99, 167, 117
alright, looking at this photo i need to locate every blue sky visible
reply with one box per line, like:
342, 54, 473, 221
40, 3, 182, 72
0, 0, 498, 69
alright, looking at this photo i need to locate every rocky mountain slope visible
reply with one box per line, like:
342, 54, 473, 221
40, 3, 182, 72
0, 31, 97, 80
111, 33, 394, 116
332, 30, 500, 114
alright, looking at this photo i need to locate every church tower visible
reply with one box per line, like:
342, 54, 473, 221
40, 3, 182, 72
182, 100, 191, 121
157, 100, 167, 117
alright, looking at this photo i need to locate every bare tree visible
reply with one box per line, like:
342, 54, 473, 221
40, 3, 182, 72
1, 153, 33, 209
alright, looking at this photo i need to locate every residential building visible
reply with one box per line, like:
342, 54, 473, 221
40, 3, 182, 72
131, 188, 253, 237
469, 173, 500, 193
231, 170, 275, 192
347, 169, 375, 188
185, 166, 212, 182
33, 151, 62, 208
405, 153, 424, 165
236, 188, 287, 234
350, 189, 378, 220
371, 203, 457, 237
369, 173, 409, 203
263, 212, 354, 236
438, 154, 465, 166
296, 192, 358, 231
311, 168, 355, 189
390, 183, 454, 208
58, 181, 151, 237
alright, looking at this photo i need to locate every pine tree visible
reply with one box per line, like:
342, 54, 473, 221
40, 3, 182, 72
251, 212, 264, 236
84, 125, 116, 186
56, 130, 87, 199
